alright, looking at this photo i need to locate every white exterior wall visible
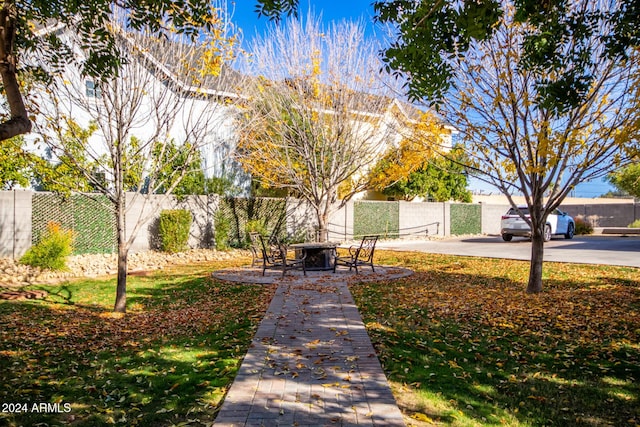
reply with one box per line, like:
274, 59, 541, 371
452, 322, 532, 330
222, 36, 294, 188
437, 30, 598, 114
0, 190, 32, 258
398, 201, 447, 237
29, 29, 246, 194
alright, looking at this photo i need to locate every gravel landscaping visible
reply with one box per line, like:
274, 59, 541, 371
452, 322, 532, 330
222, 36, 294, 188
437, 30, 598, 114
0, 248, 249, 286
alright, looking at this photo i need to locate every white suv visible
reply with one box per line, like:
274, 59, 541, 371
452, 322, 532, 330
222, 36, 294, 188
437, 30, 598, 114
500, 206, 575, 242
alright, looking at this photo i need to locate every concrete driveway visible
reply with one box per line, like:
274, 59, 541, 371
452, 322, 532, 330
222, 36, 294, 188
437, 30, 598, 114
376, 235, 640, 268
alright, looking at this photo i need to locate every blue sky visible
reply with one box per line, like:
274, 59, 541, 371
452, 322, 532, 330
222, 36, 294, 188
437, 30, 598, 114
230, 1, 378, 45
468, 176, 615, 198
228, 2, 617, 199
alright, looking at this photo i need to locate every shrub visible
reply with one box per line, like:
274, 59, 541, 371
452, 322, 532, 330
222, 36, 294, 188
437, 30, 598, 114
20, 222, 74, 270
245, 219, 267, 236
158, 210, 192, 253
574, 217, 594, 235
214, 210, 231, 250
628, 219, 640, 228
244, 220, 267, 247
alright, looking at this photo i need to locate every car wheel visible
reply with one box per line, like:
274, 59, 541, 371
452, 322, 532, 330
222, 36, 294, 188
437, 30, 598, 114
543, 224, 552, 242
565, 223, 575, 239
502, 233, 513, 241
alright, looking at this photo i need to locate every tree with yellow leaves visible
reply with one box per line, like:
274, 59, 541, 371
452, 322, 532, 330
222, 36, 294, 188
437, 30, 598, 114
440, 4, 639, 293
371, 146, 472, 202
235, 13, 402, 240
368, 111, 470, 201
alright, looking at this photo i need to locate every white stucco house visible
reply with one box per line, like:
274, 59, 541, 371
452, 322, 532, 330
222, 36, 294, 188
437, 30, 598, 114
20, 22, 454, 199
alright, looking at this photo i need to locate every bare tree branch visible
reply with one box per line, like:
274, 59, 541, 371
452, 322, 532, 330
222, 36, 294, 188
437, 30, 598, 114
234, 13, 402, 239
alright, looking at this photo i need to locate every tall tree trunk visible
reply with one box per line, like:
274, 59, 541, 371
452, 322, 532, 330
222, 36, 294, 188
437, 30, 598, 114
316, 192, 338, 242
316, 212, 329, 242
114, 243, 128, 312
527, 225, 544, 293
0, 2, 33, 141
113, 194, 128, 313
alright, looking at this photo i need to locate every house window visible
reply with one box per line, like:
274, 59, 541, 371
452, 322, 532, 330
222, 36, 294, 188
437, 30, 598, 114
85, 80, 102, 98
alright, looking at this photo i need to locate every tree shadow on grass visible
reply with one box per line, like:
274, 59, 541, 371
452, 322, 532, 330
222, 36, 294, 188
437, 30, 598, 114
0, 272, 276, 426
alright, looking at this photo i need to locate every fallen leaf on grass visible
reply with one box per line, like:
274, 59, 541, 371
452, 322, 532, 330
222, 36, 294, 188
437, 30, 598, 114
412, 412, 434, 423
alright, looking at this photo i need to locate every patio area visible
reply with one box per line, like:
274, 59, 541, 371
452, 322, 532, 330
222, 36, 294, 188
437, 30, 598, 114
211, 264, 413, 285
211, 264, 413, 426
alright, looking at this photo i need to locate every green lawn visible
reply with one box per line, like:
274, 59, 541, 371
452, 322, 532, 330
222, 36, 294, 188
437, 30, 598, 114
352, 251, 640, 426
0, 259, 276, 427
1, 252, 638, 426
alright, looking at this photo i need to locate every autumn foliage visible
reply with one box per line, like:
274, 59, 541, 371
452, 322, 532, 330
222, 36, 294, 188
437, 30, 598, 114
370, 137, 472, 202
353, 251, 640, 425
1, 252, 638, 425
234, 14, 402, 239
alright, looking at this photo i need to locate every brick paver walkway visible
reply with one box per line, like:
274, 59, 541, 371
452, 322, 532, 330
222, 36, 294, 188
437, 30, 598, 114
212, 267, 411, 426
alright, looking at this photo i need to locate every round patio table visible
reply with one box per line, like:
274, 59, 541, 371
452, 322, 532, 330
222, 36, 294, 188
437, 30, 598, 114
290, 242, 338, 271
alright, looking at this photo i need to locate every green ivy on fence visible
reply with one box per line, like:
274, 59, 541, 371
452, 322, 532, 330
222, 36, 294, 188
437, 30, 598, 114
216, 197, 288, 247
29, 194, 484, 256
354, 201, 400, 239
32, 193, 116, 255
450, 203, 481, 235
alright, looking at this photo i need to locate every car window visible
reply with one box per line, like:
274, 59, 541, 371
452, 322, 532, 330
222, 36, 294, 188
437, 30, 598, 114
507, 207, 529, 215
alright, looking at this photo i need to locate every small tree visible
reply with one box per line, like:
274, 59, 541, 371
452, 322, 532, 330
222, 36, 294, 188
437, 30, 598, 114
36, 8, 242, 312
438, 5, 639, 293
0, 136, 35, 189
151, 140, 206, 198
609, 162, 640, 200
369, 116, 470, 201
33, 120, 98, 194
375, 156, 471, 203
235, 13, 409, 240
